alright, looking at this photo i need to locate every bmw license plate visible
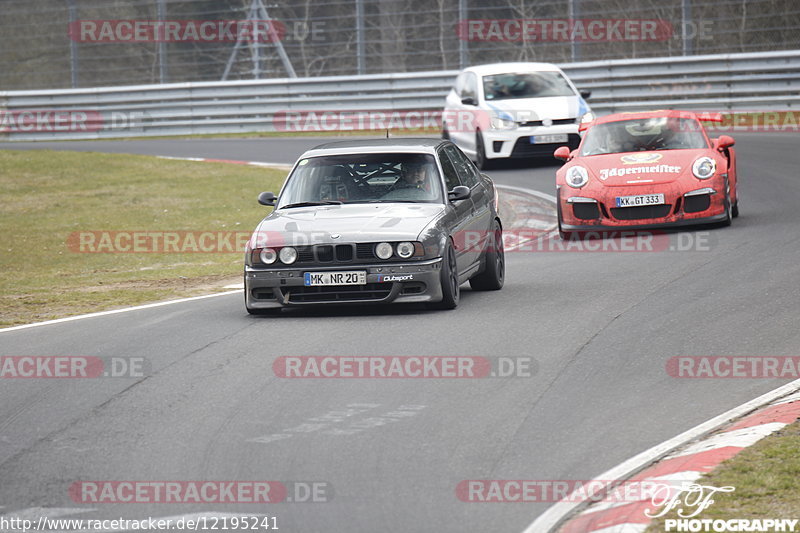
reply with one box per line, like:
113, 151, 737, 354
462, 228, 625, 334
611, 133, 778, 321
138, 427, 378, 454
530, 134, 568, 144
615, 194, 665, 208
304, 271, 367, 286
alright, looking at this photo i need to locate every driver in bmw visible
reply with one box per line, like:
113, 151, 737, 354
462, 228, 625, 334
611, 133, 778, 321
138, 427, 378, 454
396, 162, 433, 191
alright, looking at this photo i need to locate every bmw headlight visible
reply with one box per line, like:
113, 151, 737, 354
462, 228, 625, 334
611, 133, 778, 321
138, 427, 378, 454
375, 242, 393, 260
490, 115, 516, 130
565, 166, 590, 188
396, 241, 415, 259
259, 248, 277, 264
278, 246, 297, 264
692, 157, 716, 180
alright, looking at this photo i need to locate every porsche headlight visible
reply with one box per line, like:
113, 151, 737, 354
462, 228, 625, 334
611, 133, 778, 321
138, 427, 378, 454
396, 241, 415, 259
565, 166, 589, 188
375, 242, 393, 260
259, 248, 277, 264
692, 157, 716, 180
490, 115, 516, 130
278, 246, 297, 264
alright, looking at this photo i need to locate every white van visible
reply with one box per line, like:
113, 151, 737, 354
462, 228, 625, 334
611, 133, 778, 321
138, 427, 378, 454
443, 62, 593, 169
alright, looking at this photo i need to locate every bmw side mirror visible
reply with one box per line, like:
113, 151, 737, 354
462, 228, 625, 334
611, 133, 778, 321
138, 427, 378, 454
257, 191, 276, 206
715, 135, 735, 150
580, 90, 592, 99
554, 146, 571, 161
461, 96, 477, 106
448, 185, 471, 201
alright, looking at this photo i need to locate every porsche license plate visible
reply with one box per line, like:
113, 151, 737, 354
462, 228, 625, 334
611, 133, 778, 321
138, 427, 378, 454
304, 271, 367, 286
530, 134, 568, 144
615, 194, 665, 208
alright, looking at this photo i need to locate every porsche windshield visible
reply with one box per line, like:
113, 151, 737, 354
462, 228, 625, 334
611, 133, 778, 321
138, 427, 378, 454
482, 71, 576, 101
580, 117, 708, 156
277, 153, 443, 208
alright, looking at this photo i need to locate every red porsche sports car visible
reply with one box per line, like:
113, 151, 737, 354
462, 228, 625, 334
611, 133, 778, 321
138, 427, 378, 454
554, 110, 738, 238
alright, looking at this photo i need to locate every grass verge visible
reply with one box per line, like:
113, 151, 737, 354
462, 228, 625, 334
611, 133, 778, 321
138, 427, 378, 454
0, 149, 287, 327
646, 420, 800, 531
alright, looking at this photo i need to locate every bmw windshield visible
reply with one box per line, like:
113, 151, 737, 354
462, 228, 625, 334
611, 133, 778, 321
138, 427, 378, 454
277, 153, 444, 208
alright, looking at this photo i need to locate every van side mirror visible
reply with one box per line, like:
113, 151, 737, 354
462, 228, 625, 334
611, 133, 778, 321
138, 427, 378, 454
257, 191, 276, 206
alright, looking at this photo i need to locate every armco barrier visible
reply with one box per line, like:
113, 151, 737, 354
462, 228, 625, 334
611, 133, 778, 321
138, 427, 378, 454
1, 50, 799, 140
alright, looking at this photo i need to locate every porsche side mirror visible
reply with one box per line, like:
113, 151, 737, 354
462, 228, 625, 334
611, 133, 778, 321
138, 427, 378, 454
461, 96, 477, 106
553, 146, 571, 161
715, 135, 735, 150
448, 185, 471, 201
580, 90, 592, 99
257, 191, 277, 206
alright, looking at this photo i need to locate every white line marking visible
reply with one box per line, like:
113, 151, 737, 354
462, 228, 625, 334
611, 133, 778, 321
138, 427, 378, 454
773, 391, 800, 405
580, 471, 703, 515
522, 380, 800, 533
155, 155, 291, 170
496, 184, 557, 203
0, 290, 241, 334
667, 422, 786, 459
0, 507, 93, 520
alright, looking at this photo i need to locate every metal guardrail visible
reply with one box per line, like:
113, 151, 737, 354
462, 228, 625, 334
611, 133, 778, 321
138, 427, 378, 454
1, 50, 799, 141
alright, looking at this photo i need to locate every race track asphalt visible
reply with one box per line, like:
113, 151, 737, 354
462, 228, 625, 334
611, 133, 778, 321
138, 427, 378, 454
1, 132, 799, 532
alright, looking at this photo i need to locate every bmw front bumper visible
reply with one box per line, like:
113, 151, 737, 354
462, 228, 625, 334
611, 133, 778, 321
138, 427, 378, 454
244, 258, 444, 309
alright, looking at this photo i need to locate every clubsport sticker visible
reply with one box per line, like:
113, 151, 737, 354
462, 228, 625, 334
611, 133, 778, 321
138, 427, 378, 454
378, 274, 414, 282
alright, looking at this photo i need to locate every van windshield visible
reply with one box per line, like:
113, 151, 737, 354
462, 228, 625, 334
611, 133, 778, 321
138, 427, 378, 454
482, 72, 576, 100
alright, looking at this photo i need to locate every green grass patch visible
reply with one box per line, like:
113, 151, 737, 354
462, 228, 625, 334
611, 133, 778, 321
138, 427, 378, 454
646, 420, 800, 532
0, 149, 287, 326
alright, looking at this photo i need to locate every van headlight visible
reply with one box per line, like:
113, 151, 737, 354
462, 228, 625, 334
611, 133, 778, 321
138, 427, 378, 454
577, 111, 595, 124
692, 157, 716, 179
565, 166, 590, 188
490, 115, 516, 130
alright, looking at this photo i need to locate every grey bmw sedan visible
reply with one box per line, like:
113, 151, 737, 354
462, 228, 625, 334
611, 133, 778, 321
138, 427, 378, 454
244, 138, 504, 314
